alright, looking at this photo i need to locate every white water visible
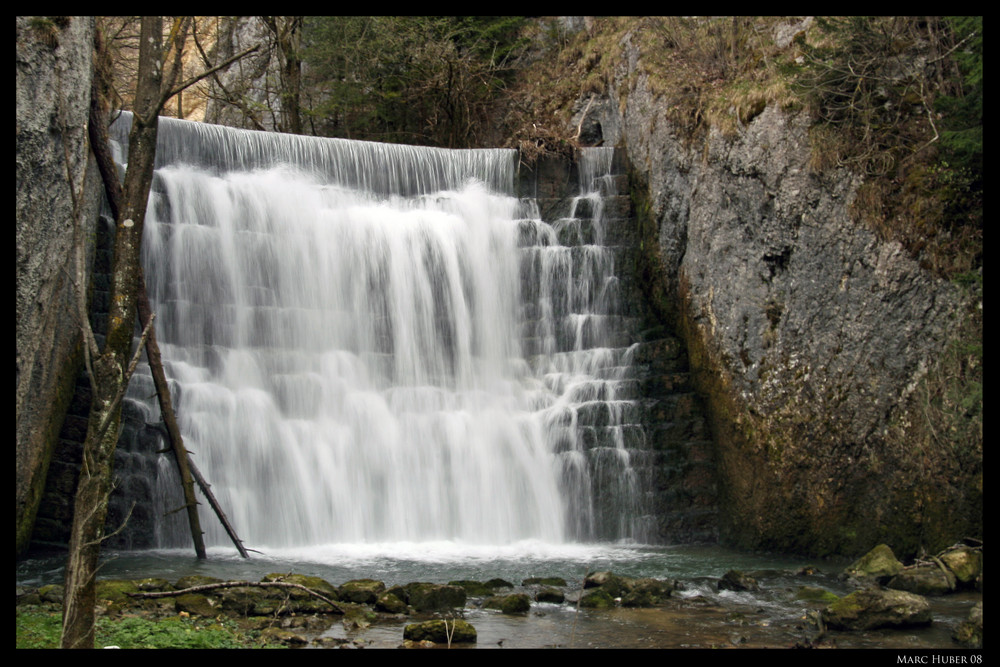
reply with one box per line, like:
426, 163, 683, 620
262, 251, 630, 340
121, 116, 644, 551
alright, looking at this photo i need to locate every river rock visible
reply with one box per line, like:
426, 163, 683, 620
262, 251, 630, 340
405, 583, 466, 611
621, 578, 675, 607
887, 564, 956, 596
484, 593, 531, 614
579, 588, 615, 609
794, 586, 839, 604
260, 627, 308, 646
718, 569, 759, 592
175, 575, 223, 590
338, 578, 385, 604
403, 619, 477, 644
952, 601, 982, 648
584, 571, 632, 597
375, 592, 408, 614
135, 577, 173, 592
843, 544, 904, 583
449, 580, 494, 596
16, 587, 42, 606
38, 584, 64, 603
262, 573, 339, 600
218, 586, 270, 615
174, 593, 219, 617
535, 587, 565, 604
823, 589, 932, 630
523, 576, 568, 587
939, 547, 983, 588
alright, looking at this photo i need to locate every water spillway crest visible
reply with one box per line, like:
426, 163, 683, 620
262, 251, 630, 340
117, 115, 649, 552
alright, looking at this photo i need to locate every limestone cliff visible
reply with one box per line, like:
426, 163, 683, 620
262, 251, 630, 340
581, 25, 980, 556
16, 16, 102, 555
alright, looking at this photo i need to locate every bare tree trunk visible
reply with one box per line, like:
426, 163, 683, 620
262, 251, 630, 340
61, 17, 172, 649
61, 16, 257, 647
263, 16, 303, 134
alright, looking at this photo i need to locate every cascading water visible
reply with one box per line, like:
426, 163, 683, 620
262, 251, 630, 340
118, 114, 648, 550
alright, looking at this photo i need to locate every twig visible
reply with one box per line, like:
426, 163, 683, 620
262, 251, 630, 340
445, 617, 455, 649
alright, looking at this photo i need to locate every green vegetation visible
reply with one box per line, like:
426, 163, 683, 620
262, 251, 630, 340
16, 609, 269, 649
796, 16, 982, 278
301, 17, 527, 147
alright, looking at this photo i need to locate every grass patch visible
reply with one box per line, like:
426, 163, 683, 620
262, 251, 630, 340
16, 609, 274, 649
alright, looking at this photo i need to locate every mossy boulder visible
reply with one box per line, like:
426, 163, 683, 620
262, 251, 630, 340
16, 587, 42, 606
484, 578, 514, 590
887, 564, 956, 596
794, 586, 840, 604
338, 578, 386, 604
341, 604, 377, 630
523, 576, 568, 587
621, 590, 655, 607
952, 601, 982, 648
843, 544, 904, 583
823, 589, 932, 630
584, 571, 632, 597
95, 579, 140, 602
448, 580, 494, 596
405, 583, 466, 611
579, 588, 615, 609
403, 619, 477, 644
218, 586, 274, 616
175, 593, 219, 617
262, 573, 339, 599
135, 577, 173, 592
375, 592, 408, 614
175, 575, 223, 590
259, 627, 308, 646
535, 586, 565, 604
939, 547, 982, 587
500, 593, 531, 614
38, 584, 64, 603
484, 592, 531, 614
619, 578, 674, 607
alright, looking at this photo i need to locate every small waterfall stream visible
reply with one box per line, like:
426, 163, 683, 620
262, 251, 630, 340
117, 115, 648, 550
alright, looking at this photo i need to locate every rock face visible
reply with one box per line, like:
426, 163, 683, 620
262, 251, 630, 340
580, 25, 979, 556
16, 16, 102, 555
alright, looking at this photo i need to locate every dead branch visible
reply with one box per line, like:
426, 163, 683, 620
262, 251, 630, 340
129, 580, 345, 614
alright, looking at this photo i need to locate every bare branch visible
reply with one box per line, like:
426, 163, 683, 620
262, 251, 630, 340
167, 43, 262, 101
129, 580, 346, 613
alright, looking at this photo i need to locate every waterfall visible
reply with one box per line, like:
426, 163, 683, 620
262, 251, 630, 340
118, 115, 646, 549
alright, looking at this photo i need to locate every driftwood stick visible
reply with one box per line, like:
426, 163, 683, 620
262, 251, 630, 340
187, 456, 250, 558
128, 580, 344, 613
136, 270, 208, 560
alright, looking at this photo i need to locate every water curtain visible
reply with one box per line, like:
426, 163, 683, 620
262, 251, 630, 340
119, 115, 644, 548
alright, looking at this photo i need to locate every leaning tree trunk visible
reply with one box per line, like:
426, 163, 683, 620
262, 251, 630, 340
60, 17, 170, 649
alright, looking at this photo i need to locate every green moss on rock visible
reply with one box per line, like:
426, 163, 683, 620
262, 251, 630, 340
843, 544, 904, 582
823, 589, 931, 630
95, 579, 139, 602
403, 619, 477, 644
579, 588, 615, 609
338, 578, 385, 604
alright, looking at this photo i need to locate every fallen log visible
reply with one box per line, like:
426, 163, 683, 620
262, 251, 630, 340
128, 580, 345, 614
